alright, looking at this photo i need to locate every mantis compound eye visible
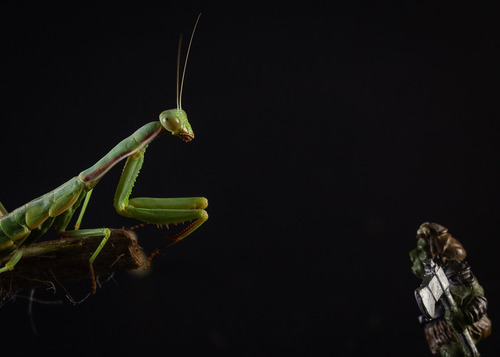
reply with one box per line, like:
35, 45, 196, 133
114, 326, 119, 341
161, 116, 181, 133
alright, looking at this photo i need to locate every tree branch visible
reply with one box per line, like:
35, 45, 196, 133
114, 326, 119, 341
0, 229, 145, 294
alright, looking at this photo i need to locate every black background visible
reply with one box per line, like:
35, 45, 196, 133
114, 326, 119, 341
0, 1, 498, 356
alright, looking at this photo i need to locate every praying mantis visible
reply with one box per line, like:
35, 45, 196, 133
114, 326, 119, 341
0, 15, 208, 293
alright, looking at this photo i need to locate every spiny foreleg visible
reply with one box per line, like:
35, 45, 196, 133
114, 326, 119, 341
113, 148, 208, 257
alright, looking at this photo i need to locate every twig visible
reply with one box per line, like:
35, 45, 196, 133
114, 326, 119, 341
0, 229, 144, 293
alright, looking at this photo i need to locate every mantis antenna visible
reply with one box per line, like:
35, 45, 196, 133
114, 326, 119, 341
177, 13, 202, 110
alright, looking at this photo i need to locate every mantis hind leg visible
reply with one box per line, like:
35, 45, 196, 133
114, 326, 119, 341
113, 148, 208, 251
57, 189, 111, 294
59, 227, 111, 294
0, 249, 24, 274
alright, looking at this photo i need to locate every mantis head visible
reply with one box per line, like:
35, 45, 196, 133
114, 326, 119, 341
159, 108, 194, 142
159, 14, 200, 143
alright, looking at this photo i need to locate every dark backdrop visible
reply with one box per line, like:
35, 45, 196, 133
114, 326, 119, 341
0, 2, 498, 355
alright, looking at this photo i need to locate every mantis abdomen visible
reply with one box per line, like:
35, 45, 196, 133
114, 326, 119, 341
0, 176, 89, 258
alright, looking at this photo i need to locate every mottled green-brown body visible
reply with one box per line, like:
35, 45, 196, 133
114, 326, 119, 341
411, 222, 490, 356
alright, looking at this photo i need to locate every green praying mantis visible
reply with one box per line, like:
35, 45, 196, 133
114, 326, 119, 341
0, 15, 208, 293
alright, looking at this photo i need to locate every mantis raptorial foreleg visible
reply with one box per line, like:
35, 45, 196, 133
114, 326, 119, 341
113, 147, 208, 244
